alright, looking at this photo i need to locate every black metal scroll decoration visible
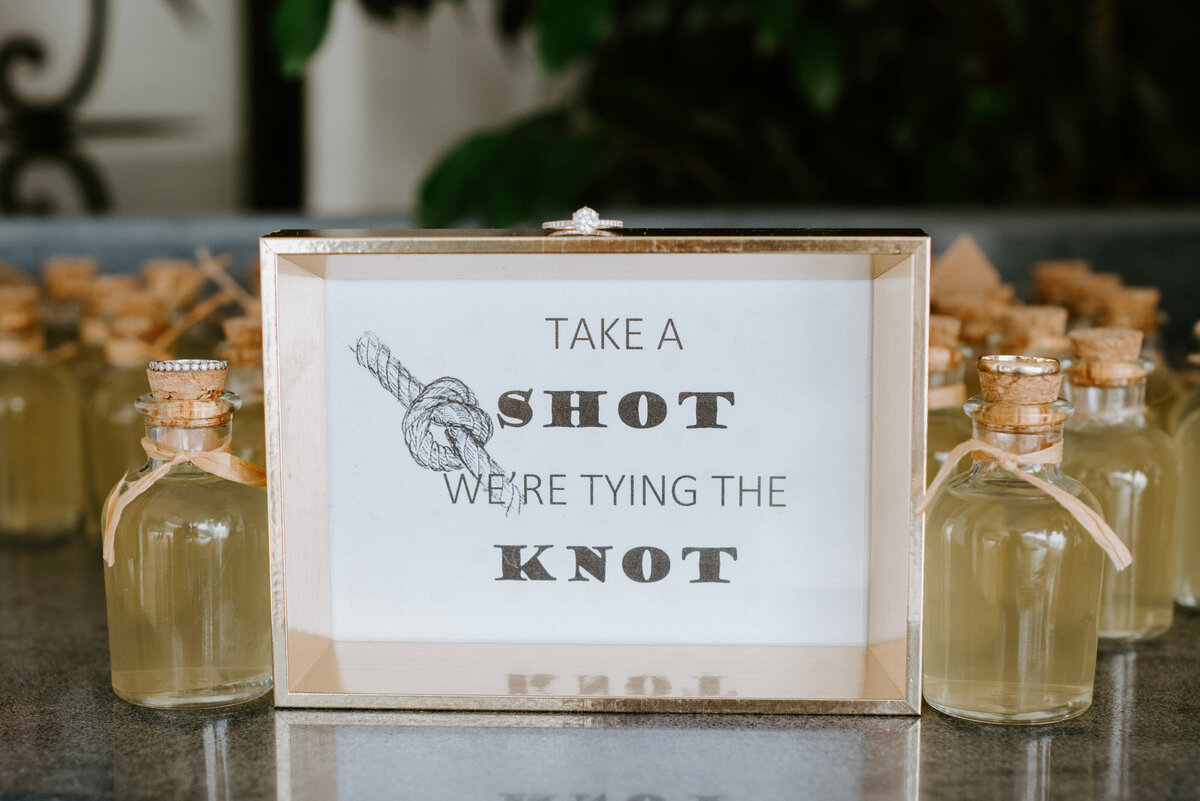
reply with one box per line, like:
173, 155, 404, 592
0, 0, 112, 213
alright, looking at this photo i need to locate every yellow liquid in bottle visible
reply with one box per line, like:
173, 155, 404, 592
1145, 367, 1181, 431
232, 400, 266, 466
1167, 381, 1200, 434
1063, 423, 1179, 640
86, 367, 157, 538
923, 473, 1105, 724
926, 406, 972, 486
1174, 409, 1200, 608
226, 365, 266, 466
0, 361, 85, 542
104, 468, 272, 708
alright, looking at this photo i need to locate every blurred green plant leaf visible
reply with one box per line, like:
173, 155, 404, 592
537, 0, 612, 72
418, 113, 606, 226
273, 0, 335, 77
791, 24, 842, 113
754, 0, 800, 55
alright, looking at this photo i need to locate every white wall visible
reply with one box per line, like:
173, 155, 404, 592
305, 0, 546, 216
0, 0, 242, 213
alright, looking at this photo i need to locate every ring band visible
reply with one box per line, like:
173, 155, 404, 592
542, 207, 624, 236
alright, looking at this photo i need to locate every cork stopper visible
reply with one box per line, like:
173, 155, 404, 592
147, 359, 229, 400
932, 292, 1010, 348
1063, 272, 1123, 318
928, 315, 964, 374
41, 257, 98, 301
221, 314, 263, 367
222, 315, 261, 346
142, 258, 206, 310
0, 285, 40, 335
1070, 327, 1143, 362
1031, 259, 1091, 304
1068, 327, 1147, 387
107, 291, 169, 343
87, 275, 139, 311
930, 234, 1002, 306
978, 355, 1063, 404
929, 315, 962, 348
1103, 287, 1160, 333
1001, 305, 1069, 352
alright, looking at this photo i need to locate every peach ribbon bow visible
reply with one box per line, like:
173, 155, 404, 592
918, 438, 1132, 571
101, 437, 266, 566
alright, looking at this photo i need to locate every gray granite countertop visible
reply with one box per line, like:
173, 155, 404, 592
3, 539, 1199, 800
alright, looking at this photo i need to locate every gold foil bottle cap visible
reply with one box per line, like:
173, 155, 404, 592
978, 355, 1063, 405
147, 359, 229, 400
41, 257, 98, 300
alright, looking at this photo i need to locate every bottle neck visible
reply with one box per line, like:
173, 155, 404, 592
969, 422, 1065, 478
1065, 380, 1146, 426
143, 421, 234, 465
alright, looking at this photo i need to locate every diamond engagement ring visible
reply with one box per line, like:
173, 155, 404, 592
542, 206, 624, 236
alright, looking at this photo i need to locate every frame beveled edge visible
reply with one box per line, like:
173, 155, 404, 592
260, 229, 930, 259
260, 230, 929, 714
272, 689, 920, 715
261, 237, 290, 705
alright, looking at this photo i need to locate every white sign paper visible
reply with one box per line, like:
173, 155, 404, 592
324, 253, 872, 646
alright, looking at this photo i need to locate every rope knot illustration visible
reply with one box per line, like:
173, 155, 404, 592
404, 377, 493, 472
354, 331, 523, 513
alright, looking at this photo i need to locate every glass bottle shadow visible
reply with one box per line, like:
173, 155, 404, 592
919, 710, 1096, 801
277, 710, 920, 801
110, 696, 275, 801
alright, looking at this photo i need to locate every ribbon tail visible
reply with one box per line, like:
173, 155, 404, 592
101, 460, 177, 566
191, 451, 268, 486
1015, 472, 1134, 571
917, 439, 984, 513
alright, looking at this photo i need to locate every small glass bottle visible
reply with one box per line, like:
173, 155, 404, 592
84, 293, 171, 539
923, 355, 1107, 724
1062, 328, 1180, 641
0, 285, 86, 542
926, 315, 972, 485
1166, 321, 1200, 433
40, 256, 97, 349
1176, 403, 1200, 609
220, 315, 265, 466
103, 359, 271, 708
1103, 287, 1180, 429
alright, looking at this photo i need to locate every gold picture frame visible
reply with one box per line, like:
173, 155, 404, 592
260, 228, 929, 713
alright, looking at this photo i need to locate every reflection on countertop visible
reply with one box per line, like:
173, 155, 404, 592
3, 539, 1199, 800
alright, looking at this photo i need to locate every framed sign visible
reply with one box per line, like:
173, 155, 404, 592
261, 228, 928, 713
